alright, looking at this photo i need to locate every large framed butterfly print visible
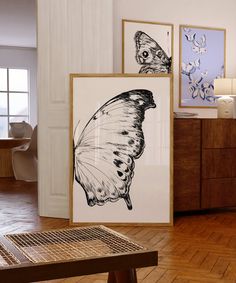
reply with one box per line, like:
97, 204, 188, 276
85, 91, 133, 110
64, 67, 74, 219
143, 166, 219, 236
70, 74, 173, 225
179, 25, 226, 108
122, 19, 173, 74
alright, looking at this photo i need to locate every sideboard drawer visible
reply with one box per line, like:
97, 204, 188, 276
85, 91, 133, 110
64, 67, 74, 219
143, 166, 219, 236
174, 119, 201, 211
202, 149, 236, 179
174, 118, 236, 211
202, 119, 236, 148
202, 178, 236, 208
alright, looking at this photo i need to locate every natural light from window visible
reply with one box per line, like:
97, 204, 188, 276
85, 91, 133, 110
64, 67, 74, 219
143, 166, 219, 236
0, 68, 29, 138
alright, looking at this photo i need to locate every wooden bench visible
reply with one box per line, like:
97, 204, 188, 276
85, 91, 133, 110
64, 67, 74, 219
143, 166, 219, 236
0, 225, 158, 283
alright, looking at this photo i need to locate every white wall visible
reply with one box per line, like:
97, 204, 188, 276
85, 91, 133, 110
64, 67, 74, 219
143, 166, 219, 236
113, 0, 236, 117
0, 46, 37, 126
0, 0, 36, 47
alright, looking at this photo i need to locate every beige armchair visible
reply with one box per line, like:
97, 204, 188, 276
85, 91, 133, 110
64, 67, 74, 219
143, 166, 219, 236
11, 126, 38, 182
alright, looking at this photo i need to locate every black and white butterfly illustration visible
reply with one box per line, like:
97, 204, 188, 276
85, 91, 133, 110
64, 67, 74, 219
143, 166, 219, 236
73, 89, 156, 210
134, 31, 172, 74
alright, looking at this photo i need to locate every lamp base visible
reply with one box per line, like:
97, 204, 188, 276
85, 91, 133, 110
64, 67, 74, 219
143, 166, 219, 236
217, 96, 234, 118
233, 96, 236, 119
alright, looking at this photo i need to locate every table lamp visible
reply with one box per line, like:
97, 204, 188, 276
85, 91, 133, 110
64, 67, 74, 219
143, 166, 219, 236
214, 78, 234, 118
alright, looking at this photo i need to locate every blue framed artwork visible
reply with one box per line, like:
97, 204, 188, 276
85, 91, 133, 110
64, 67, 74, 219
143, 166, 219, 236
179, 25, 226, 108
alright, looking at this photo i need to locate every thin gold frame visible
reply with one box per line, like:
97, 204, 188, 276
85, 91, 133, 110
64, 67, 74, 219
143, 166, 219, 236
122, 19, 174, 74
179, 24, 226, 109
69, 73, 173, 226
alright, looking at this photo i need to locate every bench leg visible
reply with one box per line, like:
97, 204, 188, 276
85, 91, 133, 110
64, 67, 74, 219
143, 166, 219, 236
108, 269, 137, 283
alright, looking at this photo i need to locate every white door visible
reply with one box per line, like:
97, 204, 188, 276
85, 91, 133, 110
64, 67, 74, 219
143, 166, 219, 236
37, 0, 113, 218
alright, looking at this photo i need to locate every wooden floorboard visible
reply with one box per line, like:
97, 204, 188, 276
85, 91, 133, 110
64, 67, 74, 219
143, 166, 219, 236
1, 178, 236, 282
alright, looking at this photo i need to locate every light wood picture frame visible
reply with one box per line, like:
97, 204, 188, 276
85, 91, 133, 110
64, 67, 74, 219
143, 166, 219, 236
70, 74, 173, 226
122, 19, 173, 74
179, 25, 226, 108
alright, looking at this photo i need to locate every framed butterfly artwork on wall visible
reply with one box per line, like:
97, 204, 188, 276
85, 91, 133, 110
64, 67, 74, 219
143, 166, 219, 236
70, 74, 173, 225
122, 19, 173, 74
179, 25, 226, 108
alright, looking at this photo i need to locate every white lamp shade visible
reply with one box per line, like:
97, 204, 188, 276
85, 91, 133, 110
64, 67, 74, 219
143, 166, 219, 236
232, 78, 236, 96
214, 78, 232, 96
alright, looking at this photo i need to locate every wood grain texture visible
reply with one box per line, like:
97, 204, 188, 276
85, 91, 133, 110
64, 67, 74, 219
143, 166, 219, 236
1, 178, 236, 282
0, 138, 29, 148
0, 149, 14, 177
0, 139, 29, 177
201, 119, 236, 210
202, 149, 236, 179
108, 269, 137, 283
0, 252, 154, 283
174, 119, 201, 211
175, 118, 236, 211
202, 178, 236, 208
202, 119, 236, 148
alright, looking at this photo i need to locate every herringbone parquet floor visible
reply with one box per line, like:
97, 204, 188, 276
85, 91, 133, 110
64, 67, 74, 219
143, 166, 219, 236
1, 178, 236, 283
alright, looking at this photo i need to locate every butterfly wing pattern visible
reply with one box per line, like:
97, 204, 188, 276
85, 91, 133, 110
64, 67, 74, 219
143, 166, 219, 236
74, 89, 156, 210
134, 31, 172, 74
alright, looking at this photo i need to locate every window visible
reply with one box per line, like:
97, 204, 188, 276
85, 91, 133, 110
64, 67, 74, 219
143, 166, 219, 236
0, 68, 29, 138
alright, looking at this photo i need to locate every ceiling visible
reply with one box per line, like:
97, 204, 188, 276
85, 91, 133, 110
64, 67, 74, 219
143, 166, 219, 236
0, 0, 36, 48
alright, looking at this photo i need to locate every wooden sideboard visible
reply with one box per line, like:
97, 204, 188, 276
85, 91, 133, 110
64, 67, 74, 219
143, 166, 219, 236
174, 118, 236, 212
0, 138, 29, 177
